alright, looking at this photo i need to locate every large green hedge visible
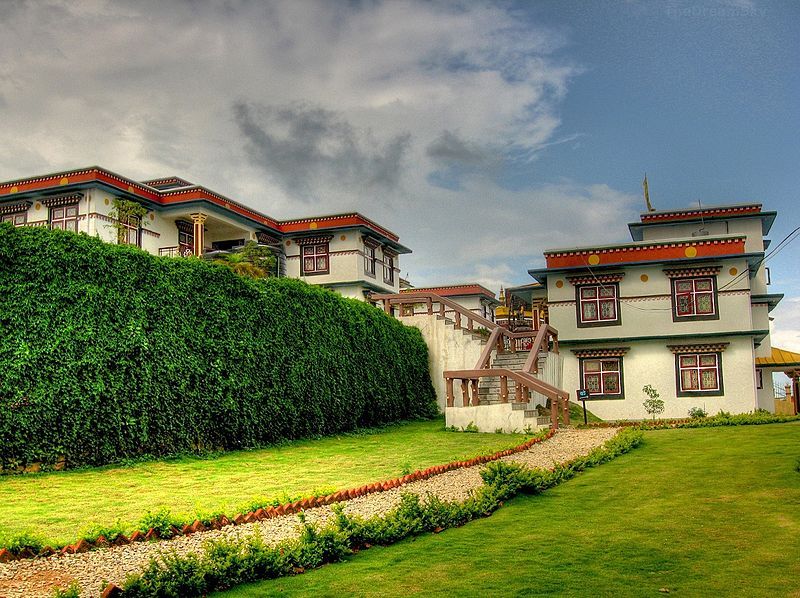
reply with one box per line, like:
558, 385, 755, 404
0, 224, 436, 469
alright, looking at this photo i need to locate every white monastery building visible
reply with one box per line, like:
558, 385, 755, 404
0, 166, 409, 300
528, 203, 791, 419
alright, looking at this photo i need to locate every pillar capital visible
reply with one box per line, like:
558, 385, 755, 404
190, 212, 208, 225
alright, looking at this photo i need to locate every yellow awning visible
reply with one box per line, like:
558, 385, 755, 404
755, 347, 800, 368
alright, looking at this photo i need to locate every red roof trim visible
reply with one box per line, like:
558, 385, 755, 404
0, 167, 401, 243
641, 204, 761, 223
545, 237, 746, 269
401, 284, 496, 299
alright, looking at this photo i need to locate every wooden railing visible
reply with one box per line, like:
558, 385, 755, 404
371, 291, 569, 428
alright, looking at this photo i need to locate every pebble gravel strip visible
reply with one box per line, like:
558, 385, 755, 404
0, 427, 618, 598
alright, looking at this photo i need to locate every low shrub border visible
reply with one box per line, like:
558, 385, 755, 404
85, 428, 644, 598
578, 411, 800, 430
0, 430, 555, 562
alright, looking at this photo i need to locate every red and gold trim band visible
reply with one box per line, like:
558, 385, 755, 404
641, 205, 761, 223
545, 237, 746, 269
667, 343, 729, 354
571, 347, 630, 358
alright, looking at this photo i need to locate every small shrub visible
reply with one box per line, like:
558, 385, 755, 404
81, 520, 126, 543
463, 422, 479, 433
0, 530, 44, 555
138, 508, 179, 537
52, 582, 81, 598
688, 406, 708, 419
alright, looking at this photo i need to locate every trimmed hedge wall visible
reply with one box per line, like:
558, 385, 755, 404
0, 224, 437, 469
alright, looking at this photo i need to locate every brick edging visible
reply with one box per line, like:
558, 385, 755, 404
0, 429, 557, 570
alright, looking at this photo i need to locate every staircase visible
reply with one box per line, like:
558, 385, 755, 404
370, 290, 570, 431
478, 350, 553, 428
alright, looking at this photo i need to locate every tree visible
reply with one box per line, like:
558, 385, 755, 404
212, 241, 277, 279
642, 384, 665, 420
108, 198, 148, 244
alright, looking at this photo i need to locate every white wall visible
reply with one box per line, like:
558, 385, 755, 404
563, 336, 758, 420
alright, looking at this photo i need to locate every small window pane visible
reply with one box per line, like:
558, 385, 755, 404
700, 369, 718, 390
681, 369, 699, 390
303, 257, 315, 271
699, 354, 717, 367
583, 360, 600, 372
603, 373, 620, 393
66, 206, 79, 217
316, 256, 327, 270
599, 287, 615, 298
676, 281, 693, 292
584, 374, 601, 392
581, 287, 597, 299
696, 294, 714, 314
601, 360, 619, 371
680, 355, 697, 367
599, 300, 616, 319
316, 244, 326, 253
695, 279, 712, 291
302, 246, 313, 256
582, 303, 597, 321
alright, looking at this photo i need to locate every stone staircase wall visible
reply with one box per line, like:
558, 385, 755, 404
399, 314, 487, 411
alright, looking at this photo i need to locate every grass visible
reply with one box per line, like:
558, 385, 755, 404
217, 422, 800, 597
0, 418, 530, 548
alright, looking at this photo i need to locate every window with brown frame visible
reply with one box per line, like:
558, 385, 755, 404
302, 243, 329, 275
364, 243, 376, 276
672, 277, 718, 321
576, 284, 620, 327
1, 212, 27, 227
119, 214, 141, 247
580, 357, 624, 399
384, 254, 395, 284
676, 352, 723, 396
49, 204, 79, 232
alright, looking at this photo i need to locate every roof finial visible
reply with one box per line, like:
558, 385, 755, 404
643, 173, 655, 212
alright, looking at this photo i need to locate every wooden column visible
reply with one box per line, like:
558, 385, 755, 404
499, 376, 508, 403
550, 398, 559, 430
461, 380, 470, 407
445, 378, 454, 408
471, 379, 479, 406
190, 213, 207, 256
561, 396, 571, 426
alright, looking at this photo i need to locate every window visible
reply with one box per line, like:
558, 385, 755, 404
178, 230, 194, 256
577, 284, 620, 327
676, 352, 723, 396
672, 277, 717, 320
755, 368, 763, 390
364, 244, 376, 276
1, 212, 27, 227
49, 204, 79, 232
384, 254, 395, 284
302, 243, 329, 275
119, 214, 140, 246
580, 358, 623, 398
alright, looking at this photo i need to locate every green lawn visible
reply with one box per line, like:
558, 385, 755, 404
218, 422, 800, 597
0, 419, 529, 547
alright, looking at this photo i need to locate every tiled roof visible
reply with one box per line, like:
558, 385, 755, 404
401, 284, 496, 300
755, 347, 800, 368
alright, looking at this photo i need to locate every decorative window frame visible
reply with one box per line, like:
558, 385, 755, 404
49, 204, 81, 232
755, 367, 763, 390
363, 237, 378, 278
664, 266, 721, 322
0, 200, 32, 227
574, 348, 629, 400
383, 249, 397, 285
294, 235, 333, 276
668, 343, 727, 397
574, 283, 622, 328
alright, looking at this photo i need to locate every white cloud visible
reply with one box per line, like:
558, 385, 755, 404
0, 0, 638, 292
771, 297, 800, 353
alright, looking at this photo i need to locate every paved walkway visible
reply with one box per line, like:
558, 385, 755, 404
0, 428, 618, 597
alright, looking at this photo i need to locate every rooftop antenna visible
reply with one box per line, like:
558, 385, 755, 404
643, 173, 655, 212
693, 199, 709, 236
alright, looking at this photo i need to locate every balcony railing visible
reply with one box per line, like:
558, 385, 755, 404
159, 246, 194, 258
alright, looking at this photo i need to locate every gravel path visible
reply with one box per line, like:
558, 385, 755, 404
0, 428, 618, 598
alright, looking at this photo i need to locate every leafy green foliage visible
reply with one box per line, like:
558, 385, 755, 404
688, 406, 708, 418
210, 241, 277, 279
117, 429, 643, 597
0, 224, 437, 469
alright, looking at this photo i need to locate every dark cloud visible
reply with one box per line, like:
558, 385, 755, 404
426, 130, 495, 167
233, 101, 410, 202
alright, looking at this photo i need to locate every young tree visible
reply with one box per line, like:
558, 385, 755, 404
642, 384, 665, 420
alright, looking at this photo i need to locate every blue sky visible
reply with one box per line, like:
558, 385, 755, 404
0, 0, 797, 348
